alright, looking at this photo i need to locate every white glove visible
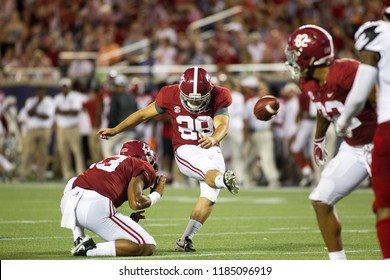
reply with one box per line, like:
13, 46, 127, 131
335, 115, 353, 138
313, 137, 328, 167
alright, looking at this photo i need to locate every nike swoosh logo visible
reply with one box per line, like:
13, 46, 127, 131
327, 92, 334, 98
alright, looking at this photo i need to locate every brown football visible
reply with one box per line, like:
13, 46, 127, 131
253, 95, 280, 121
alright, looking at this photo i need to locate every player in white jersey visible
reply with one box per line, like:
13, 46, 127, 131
336, 7, 390, 259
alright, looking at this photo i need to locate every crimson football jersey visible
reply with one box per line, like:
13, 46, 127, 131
299, 58, 377, 146
155, 84, 232, 151
73, 155, 156, 208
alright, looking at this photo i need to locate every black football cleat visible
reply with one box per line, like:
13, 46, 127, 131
175, 236, 196, 252
71, 235, 96, 256
73, 236, 83, 248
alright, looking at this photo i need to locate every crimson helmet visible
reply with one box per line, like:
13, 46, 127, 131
285, 25, 334, 79
120, 140, 158, 171
179, 67, 212, 114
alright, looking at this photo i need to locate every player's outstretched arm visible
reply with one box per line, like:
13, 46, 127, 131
97, 102, 159, 139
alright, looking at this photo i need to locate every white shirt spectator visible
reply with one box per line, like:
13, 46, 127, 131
247, 33, 267, 63
22, 95, 55, 129
78, 94, 91, 136
54, 91, 84, 128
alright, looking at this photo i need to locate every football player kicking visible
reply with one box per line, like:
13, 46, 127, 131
285, 25, 377, 260
60, 140, 166, 257
336, 7, 390, 260
97, 67, 240, 252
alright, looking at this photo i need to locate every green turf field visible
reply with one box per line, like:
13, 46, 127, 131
0, 182, 381, 260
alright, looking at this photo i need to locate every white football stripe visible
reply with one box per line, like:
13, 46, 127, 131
265, 104, 278, 114
193, 66, 198, 94
125, 248, 380, 259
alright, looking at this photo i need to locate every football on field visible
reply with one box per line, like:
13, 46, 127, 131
253, 95, 280, 121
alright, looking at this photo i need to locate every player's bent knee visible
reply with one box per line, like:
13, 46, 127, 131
139, 244, 155, 256
204, 170, 220, 188
311, 200, 332, 212
124, 243, 155, 256
116, 240, 156, 256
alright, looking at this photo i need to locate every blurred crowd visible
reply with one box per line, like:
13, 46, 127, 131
0, 0, 386, 82
0, 0, 385, 187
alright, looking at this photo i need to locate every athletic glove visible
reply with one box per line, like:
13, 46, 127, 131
335, 116, 353, 138
313, 137, 328, 167
130, 210, 145, 223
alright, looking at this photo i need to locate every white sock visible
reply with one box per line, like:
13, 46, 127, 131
328, 250, 347, 260
87, 241, 116, 257
181, 219, 203, 240
214, 175, 226, 189
72, 227, 84, 241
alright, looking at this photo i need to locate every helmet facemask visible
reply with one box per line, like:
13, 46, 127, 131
179, 91, 211, 114
285, 47, 304, 79
179, 67, 212, 114
145, 151, 159, 172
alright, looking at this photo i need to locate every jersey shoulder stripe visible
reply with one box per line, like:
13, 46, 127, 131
355, 20, 390, 52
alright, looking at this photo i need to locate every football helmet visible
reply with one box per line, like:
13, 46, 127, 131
285, 25, 334, 79
120, 140, 158, 172
179, 67, 212, 114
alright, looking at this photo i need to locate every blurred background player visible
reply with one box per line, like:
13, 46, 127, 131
0, 93, 19, 180
82, 88, 104, 165
218, 75, 245, 187
336, 7, 390, 260
273, 82, 300, 185
61, 140, 165, 257
285, 24, 377, 260
98, 67, 240, 252
243, 77, 280, 189
97, 69, 117, 159
103, 74, 139, 157
290, 83, 316, 187
53, 77, 86, 181
19, 87, 55, 182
